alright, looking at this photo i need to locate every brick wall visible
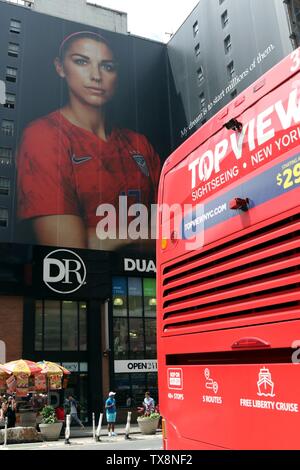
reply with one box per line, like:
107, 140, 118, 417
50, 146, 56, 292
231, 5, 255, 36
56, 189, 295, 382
0, 296, 23, 362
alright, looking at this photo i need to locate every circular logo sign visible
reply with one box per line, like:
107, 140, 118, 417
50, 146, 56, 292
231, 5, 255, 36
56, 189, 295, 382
43, 249, 86, 294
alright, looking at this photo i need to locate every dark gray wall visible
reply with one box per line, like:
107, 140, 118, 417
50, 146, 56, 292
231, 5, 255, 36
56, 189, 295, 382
167, 0, 294, 149
0, 1, 28, 242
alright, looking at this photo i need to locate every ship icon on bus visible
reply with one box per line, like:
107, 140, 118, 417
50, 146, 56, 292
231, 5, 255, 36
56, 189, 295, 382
257, 367, 275, 397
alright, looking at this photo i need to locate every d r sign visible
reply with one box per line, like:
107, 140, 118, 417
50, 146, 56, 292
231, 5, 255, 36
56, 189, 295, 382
43, 249, 86, 294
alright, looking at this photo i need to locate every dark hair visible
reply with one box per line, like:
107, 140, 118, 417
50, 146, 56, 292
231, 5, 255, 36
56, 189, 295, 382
58, 31, 113, 61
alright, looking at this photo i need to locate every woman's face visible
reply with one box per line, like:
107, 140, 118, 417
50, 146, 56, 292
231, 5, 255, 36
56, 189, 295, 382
55, 37, 118, 107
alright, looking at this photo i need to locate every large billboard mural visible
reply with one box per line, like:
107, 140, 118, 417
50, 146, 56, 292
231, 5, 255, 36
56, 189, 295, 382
2, 6, 171, 252
0, 0, 298, 253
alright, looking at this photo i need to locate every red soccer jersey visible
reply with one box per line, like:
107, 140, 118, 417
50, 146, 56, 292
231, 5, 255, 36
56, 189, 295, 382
17, 111, 161, 228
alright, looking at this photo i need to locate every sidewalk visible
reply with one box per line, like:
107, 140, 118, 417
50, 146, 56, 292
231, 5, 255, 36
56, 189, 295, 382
0, 424, 162, 450
65, 423, 141, 438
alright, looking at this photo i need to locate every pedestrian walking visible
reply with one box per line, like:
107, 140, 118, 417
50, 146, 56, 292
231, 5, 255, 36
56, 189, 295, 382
105, 391, 117, 436
0, 400, 7, 429
64, 394, 84, 429
6, 396, 16, 428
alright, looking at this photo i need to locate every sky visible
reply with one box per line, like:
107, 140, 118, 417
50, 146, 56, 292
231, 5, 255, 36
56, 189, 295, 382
92, 0, 200, 42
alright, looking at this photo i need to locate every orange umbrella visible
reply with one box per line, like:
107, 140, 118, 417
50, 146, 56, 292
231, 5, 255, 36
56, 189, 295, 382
3, 359, 42, 376
37, 361, 71, 376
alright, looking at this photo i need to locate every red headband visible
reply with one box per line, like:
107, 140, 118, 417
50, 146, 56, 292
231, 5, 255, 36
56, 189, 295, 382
59, 31, 108, 57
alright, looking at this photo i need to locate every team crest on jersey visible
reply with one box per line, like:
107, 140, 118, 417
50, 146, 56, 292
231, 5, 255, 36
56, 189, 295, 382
132, 154, 149, 177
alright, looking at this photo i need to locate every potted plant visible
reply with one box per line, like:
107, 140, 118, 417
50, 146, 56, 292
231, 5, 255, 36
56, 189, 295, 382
137, 406, 160, 435
39, 405, 63, 441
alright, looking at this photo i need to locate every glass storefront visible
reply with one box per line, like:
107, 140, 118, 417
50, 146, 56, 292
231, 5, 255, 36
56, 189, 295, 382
114, 372, 158, 409
34, 300, 88, 421
35, 300, 87, 352
32, 275, 157, 419
112, 276, 157, 407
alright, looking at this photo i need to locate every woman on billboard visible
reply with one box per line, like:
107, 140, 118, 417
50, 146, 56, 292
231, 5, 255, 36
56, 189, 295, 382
17, 31, 160, 250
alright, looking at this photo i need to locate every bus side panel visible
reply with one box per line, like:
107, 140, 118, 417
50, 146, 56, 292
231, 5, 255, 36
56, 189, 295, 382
159, 320, 300, 450
163, 363, 300, 450
157, 49, 300, 451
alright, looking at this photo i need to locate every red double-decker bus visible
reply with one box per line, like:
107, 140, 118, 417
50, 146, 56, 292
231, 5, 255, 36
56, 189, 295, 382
157, 49, 300, 450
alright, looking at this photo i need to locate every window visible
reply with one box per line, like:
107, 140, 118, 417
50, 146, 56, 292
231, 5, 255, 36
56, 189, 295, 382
113, 318, 129, 359
224, 35, 232, 54
6, 67, 17, 83
145, 319, 156, 358
4, 93, 16, 109
112, 276, 157, 356
8, 42, 20, 57
129, 318, 144, 359
130, 373, 147, 405
10, 19, 21, 34
113, 374, 131, 407
0, 178, 10, 196
114, 372, 158, 409
113, 277, 127, 317
0, 147, 13, 165
34, 300, 87, 351
112, 276, 157, 403
79, 302, 87, 351
128, 278, 143, 317
143, 279, 156, 318
62, 301, 79, 351
199, 92, 206, 111
197, 66, 204, 84
231, 89, 238, 99
44, 300, 60, 351
0, 208, 8, 228
227, 61, 235, 80
221, 10, 229, 28
193, 21, 199, 37
1, 120, 14, 137
194, 43, 200, 57
35, 301, 43, 351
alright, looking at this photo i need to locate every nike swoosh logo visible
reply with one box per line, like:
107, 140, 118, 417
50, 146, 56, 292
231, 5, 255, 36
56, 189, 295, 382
71, 155, 92, 164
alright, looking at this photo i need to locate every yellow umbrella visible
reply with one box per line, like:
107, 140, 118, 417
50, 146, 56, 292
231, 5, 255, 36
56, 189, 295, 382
37, 361, 71, 376
3, 359, 42, 376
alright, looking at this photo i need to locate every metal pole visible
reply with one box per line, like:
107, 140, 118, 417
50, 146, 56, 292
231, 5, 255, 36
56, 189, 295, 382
3, 417, 8, 449
92, 412, 95, 440
124, 411, 132, 440
95, 412, 103, 442
64, 414, 71, 445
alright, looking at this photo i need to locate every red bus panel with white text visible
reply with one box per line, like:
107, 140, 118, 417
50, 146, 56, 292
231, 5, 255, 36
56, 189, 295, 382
157, 49, 300, 450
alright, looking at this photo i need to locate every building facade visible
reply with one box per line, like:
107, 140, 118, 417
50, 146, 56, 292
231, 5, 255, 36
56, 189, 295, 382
167, 0, 297, 149
0, 0, 168, 422
33, 0, 128, 34
0, 242, 157, 421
